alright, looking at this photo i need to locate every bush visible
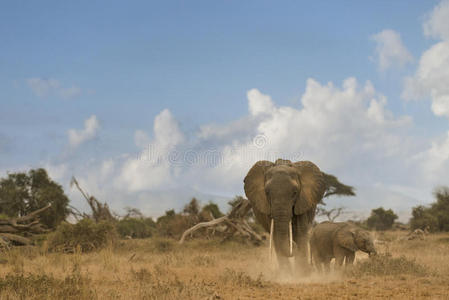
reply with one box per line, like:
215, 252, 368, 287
366, 207, 398, 231
350, 253, 428, 277
201, 202, 224, 219
116, 217, 156, 239
156, 210, 191, 238
410, 205, 438, 231
410, 187, 449, 232
46, 218, 117, 252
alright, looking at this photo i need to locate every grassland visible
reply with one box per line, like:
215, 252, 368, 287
1, 231, 449, 299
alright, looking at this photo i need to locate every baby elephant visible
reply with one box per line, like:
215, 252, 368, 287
310, 222, 376, 272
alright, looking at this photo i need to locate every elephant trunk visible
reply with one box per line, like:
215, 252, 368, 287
273, 218, 293, 257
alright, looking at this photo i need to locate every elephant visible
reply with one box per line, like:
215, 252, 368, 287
310, 221, 377, 272
244, 159, 326, 274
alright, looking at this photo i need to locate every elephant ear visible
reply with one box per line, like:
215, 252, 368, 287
244, 160, 274, 214
292, 161, 326, 215
336, 226, 358, 252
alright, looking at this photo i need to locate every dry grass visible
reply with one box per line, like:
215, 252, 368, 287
1, 231, 449, 299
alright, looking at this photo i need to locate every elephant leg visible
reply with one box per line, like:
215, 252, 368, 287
322, 258, 331, 273
334, 255, 345, 270
276, 254, 292, 275
293, 214, 311, 275
333, 246, 346, 270
346, 252, 355, 266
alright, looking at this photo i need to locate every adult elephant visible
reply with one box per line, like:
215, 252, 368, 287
244, 159, 326, 274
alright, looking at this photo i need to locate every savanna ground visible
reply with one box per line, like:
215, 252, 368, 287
1, 231, 449, 299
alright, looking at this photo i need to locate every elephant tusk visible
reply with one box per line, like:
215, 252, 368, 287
269, 218, 274, 262
289, 220, 293, 257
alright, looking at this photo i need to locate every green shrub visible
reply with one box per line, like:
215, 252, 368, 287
116, 217, 156, 239
201, 202, 224, 219
366, 207, 398, 231
156, 210, 191, 238
0, 168, 70, 229
410, 187, 449, 232
47, 218, 117, 253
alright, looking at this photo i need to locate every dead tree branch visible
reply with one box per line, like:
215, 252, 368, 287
0, 204, 51, 246
70, 176, 115, 222
317, 206, 346, 222
179, 198, 262, 245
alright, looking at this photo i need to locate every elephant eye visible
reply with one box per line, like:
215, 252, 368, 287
292, 190, 298, 198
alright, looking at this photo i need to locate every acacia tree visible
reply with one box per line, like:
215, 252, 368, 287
316, 173, 355, 221
0, 168, 69, 229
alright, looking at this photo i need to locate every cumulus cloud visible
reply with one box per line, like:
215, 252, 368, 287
247, 88, 275, 116
79, 79, 412, 199
423, 0, 449, 40
50, 72, 449, 220
67, 115, 100, 149
371, 29, 413, 71
27, 77, 82, 99
415, 131, 449, 185
116, 109, 184, 192
134, 130, 150, 148
192, 79, 413, 194
403, 1, 449, 118
403, 41, 449, 117
399, 0, 449, 198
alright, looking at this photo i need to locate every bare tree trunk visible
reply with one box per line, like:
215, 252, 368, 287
179, 198, 263, 245
70, 176, 115, 222
0, 204, 52, 246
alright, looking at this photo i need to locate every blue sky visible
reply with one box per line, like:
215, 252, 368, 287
1, 1, 449, 220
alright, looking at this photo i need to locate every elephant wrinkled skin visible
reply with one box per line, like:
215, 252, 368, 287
310, 221, 377, 272
244, 159, 326, 274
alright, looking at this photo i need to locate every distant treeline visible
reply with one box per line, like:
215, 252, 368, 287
1, 168, 449, 242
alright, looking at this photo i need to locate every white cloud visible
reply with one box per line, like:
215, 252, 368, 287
371, 29, 413, 71
403, 41, 449, 117
115, 109, 184, 192
153, 109, 185, 152
134, 130, 150, 148
44, 163, 68, 182
63, 79, 423, 218
402, 1, 449, 118
247, 88, 275, 116
27, 77, 82, 99
59, 86, 82, 99
416, 131, 449, 184
67, 115, 100, 149
27, 78, 60, 98
423, 0, 449, 40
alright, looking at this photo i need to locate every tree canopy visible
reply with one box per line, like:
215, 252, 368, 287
410, 186, 449, 232
0, 168, 69, 229
322, 173, 356, 199
366, 207, 398, 231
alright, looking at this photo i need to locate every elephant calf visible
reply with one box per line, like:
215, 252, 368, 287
310, 221, 376, 272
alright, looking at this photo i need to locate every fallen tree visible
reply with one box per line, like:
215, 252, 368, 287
0, 203, 51, 246
179, 198, 263, 245
70, 177, 115, 222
